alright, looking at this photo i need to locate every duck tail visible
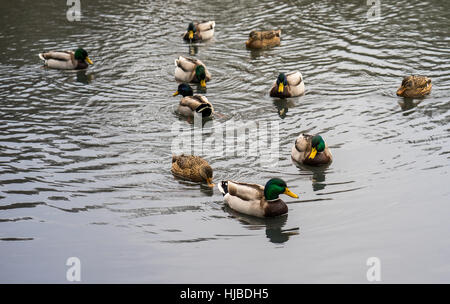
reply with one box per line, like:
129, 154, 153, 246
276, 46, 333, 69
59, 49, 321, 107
217, 181, 228, 196
38, 53, 46, 61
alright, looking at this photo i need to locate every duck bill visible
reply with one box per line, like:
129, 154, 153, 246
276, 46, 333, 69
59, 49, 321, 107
278, 83, 284, 93
206, 178, 215, 188
173, 91, 179, 96
86, 57, 93, 65
396, 87, 406, 96
284, 188, 298, 198
189, 31, 194, 40
200, 79, 206, 88
309, 147, 318, 159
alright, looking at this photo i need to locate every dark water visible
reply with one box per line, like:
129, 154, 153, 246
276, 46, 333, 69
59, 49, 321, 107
0, 0, 449, 283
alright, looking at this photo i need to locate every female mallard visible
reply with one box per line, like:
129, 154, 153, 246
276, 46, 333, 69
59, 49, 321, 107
171, 154, 214, 187
245, 30, 281, 49
217, 178, 298, 218
174, 56, 211, 88
173, 83, 214, 118
38, 47, 93, 70
183, 21, 215, 42
291, 134, 332, 166
396, 75, 432, 98
270, 72, 305, 98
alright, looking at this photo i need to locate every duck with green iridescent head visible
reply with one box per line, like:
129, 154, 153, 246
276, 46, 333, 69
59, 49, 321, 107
218, 178, 298, 218
38, 47, 93, 70
291, 134, 332, 166
270, 71, 305, 98
174, 56, 211, 88
183, 21, 215, 42
173, 83, 214, 118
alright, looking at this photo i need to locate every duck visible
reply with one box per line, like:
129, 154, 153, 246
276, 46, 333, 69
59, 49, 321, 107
183, 21, 215, 42
396, 75, 432, 98
245, 30, 281, 49
217, 178, 298, 218
173, 83, 214, 118
270, 72, 305, 98
174, 56, 211, 88
291, 134, 332, 166
38, 47, 93, 70
171, 154, 214, 187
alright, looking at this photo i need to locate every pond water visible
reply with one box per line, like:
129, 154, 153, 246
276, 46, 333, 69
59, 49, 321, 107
0, 0, 449, 283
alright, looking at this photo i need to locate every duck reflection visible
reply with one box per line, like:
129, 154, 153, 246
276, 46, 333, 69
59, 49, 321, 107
273, 99, 292, 119
224, 205, 299, 243
398, 97, 422, 115
292, 160, 329, 192
188, 44, 198, 56
172, 176, 214, 197
76, 70, 94, 84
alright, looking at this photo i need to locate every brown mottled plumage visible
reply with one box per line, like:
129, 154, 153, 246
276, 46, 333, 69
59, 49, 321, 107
396, 75, 432, 98
171, 155, 214, 187
245, 30, 281, 49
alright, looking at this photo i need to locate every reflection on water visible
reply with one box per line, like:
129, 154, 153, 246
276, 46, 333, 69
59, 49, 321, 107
224, 205, 299, 244
398, 97, 424, 114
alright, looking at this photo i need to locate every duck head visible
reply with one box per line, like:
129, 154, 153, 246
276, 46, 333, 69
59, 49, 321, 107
309, 135, 326, 159
195, 65, 207, 88
74, 48, 93, 65
276, 73, 288, 93
200, 165, 214, 187
173, 83, 194, 97
187, 22, 196, 40
264, 178, 298, 201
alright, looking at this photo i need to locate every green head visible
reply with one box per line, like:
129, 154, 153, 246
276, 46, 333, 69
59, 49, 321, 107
187, 22, 196, 40
264, 178, 298, 201
173, 83, 193, 97
276, 73, 287, 93
195, 65, 207, 88
74, 48, 93, 64
309, 135, 326, 159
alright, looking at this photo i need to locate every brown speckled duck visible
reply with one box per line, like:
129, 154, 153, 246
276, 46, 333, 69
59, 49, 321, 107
245, 30, 281, 49
396, 75, 432, 98
171, 155, 214, 187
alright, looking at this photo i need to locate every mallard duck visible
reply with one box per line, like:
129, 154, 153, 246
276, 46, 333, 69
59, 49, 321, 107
173, 83, 214, 118
245, 30, 281, 49
270, 72, 305, 98
38, 47, 93, 70
183, 21, 215, 42
291, 134, 332, 166
171, 154, 214, 187
174, 56, 211, 88
396, 75, 432, 98
217, 178, 298, 218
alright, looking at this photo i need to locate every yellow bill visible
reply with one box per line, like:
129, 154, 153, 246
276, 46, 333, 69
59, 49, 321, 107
173, 91, 179, 96
206, 178, 215, 188
278, 82, 284, 93
396, 87, 406, 96
284, 187, 298, 198
86, 57, 93, 65
189, 30, 194, 40
200, 79, 206, 88
309, 147, 317, 159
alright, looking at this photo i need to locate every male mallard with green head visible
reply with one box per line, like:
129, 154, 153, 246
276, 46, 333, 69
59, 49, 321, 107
245, 30, 281, 49
174, 56, 211, 88
171, 154, 214, 187
38, 47, 93, 70
291, 134, 332, 166
270, 72, 305, 98
173, 83, 214, 118
396, 75, 432, 98
218, 178, 298, 218
183, 21, 215, 42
